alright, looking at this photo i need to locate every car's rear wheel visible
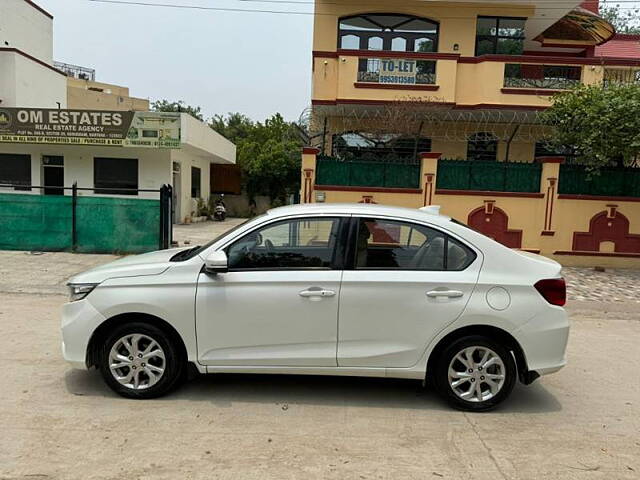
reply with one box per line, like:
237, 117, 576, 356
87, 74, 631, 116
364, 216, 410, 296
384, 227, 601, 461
434, 335, 516, 411
98, 322, 185, 399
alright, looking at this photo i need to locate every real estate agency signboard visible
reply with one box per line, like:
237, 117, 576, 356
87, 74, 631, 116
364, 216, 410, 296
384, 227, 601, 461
0, 108, 181, 148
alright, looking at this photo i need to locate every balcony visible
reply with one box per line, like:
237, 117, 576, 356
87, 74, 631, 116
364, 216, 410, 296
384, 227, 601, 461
503, 63, 582, 93
312, 51, 618, 111
603, 68, 640, 86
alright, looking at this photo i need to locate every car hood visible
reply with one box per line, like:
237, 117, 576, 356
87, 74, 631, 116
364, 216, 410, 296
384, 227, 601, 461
68, 247, 192, 284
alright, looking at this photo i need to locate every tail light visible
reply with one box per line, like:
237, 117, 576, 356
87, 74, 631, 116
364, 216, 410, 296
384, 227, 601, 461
534, 278, 566, 306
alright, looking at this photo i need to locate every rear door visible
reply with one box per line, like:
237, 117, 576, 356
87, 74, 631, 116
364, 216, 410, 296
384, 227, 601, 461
337, 216, 481, 368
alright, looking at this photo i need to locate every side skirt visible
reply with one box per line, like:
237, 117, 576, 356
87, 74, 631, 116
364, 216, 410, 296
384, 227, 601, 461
204, 365, 425, 380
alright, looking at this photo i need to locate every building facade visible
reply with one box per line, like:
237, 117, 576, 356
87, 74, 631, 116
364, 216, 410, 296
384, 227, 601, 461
301, 0, 640, 267
0, 0, 236, 224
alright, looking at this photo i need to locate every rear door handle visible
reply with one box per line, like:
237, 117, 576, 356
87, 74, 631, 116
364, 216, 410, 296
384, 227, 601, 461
299, 287, 336, 298
426, 289, 464, 298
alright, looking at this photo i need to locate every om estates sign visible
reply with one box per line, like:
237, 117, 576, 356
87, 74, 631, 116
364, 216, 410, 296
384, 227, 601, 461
0, 108, 181, 148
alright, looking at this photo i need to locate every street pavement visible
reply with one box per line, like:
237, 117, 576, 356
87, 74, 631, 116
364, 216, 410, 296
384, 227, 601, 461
0, 220, 639, 479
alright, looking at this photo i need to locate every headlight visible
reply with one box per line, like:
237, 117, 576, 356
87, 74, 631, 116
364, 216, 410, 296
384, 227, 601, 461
67, 283, 98, 302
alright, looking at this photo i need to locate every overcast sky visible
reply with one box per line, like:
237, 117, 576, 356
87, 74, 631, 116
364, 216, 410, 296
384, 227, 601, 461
38, 0, 640, 123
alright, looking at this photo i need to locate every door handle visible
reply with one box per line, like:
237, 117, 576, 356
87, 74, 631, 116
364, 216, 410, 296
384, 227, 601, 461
426, 289, 464, 298
299, 287, 336, 298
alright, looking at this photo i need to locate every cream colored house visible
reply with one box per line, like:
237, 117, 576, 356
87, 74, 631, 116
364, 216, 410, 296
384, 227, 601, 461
0, 1, 236, 223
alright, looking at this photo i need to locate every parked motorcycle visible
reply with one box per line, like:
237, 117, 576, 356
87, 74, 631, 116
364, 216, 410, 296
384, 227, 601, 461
213, 194, 226, 221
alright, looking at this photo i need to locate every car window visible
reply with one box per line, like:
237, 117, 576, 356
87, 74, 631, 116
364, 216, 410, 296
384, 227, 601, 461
355, 218, 475, 270
226, 217, 341, 270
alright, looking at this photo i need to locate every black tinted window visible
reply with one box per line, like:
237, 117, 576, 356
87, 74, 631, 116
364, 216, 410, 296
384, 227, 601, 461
0, 154, 31, 191
94, 157, 138, 195
355, 218, 475, 271
227, 218, 341, 270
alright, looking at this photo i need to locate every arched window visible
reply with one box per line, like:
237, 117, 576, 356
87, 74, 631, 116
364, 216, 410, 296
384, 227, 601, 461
467, 132, 498, 161
339, 14, 439, 53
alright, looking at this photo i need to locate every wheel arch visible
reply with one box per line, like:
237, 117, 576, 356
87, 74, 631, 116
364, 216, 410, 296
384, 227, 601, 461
426, 324, 531, 384
86, 312, 188, 369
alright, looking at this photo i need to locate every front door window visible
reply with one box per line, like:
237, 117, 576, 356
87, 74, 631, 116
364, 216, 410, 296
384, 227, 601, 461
227, 217, 342, 270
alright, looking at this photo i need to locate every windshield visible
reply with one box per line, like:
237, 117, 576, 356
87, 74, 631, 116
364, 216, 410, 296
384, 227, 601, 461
170, 216, 264, 262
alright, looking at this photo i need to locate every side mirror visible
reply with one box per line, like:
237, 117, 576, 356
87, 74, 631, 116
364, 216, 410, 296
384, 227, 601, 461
204, 251, 228, 274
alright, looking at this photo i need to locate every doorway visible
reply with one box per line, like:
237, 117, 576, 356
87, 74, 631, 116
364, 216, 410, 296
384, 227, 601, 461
42, 156, 64, 195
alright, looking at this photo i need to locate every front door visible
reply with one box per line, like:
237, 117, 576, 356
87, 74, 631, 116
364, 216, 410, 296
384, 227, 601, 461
42, 156, 64, 195
196, 216, 346, 367
337, 217, 480, 368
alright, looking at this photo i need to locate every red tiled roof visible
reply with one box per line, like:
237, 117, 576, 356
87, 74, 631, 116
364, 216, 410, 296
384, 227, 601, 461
596, 35, 640, 59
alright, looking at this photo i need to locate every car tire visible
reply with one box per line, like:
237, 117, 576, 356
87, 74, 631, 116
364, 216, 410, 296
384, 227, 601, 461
98, 322, 185, 399
434, 335, 516, 412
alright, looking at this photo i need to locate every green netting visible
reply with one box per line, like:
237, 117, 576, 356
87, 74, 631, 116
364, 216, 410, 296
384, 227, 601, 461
437, 160, 541, 193
316, 157, 420, 188
0, 193, 161, 254
0, 193, 72, 251
75, 196, 160, 254
558, 165, 640, 197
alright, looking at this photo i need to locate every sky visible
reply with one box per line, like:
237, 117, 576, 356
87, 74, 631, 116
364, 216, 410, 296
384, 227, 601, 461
38, 0, 315, 123
37, 0, 640, 123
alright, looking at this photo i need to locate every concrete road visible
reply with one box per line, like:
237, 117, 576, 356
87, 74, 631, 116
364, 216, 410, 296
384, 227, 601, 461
1, 298, 639, 479
0, 237, 639, 479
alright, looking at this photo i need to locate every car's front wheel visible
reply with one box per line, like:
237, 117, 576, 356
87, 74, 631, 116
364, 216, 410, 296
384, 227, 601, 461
98, 322, 185, 399
434, 335, 516, 411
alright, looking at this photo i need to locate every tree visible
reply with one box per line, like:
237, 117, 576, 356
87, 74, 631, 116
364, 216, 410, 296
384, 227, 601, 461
210, 113, 254, 143
600, 1, 640, 34
212, 113, 302, 202
151, 100, 204, 121
542, 84, 640, 168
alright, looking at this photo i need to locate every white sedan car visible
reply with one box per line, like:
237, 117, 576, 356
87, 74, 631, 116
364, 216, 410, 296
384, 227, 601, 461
62, 203, 568, 411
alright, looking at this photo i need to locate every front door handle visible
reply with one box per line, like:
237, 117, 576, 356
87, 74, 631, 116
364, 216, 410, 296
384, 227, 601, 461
426, 289, 464, 298
299, 287, 336, 298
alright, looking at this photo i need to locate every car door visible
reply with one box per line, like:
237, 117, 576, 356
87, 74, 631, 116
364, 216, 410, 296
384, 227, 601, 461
337, 216, 481, 368
196, 215, 347, 367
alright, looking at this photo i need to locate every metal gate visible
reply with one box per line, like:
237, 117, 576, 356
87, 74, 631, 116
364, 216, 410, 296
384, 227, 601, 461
0, 183, 172, 254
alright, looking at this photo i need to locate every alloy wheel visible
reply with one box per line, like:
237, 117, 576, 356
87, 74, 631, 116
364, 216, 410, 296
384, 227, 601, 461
108, 333, 166, 390
447, 346, 506, 403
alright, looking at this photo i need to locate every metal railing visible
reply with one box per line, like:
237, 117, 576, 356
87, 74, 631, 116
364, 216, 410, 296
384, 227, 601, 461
53, 61, 96, 81
604, 68, 640, 86
504, 63, 582, 90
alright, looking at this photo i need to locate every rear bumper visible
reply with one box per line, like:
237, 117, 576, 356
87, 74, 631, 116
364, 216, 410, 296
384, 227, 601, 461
514, 306, 569, 378
61, 299, 106, 370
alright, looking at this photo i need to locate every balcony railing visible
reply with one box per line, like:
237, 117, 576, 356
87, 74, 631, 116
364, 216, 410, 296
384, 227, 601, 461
504, 63, 582, 90
357, 58, 436, 85
604, 68, 640, 86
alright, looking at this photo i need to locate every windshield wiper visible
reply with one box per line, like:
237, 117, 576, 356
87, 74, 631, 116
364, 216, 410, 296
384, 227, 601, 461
170, 245, 201, 262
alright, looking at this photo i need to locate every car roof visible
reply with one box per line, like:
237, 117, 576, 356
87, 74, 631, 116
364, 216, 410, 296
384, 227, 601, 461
266, 203, 452, 225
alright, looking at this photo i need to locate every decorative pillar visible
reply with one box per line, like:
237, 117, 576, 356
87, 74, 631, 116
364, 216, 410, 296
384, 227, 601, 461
537, 156, 563, 236
301, 147, 319, 204
420, 152, 441, 206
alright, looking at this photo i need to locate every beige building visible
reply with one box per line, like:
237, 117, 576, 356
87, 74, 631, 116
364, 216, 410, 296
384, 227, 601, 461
0, 1, 236, 224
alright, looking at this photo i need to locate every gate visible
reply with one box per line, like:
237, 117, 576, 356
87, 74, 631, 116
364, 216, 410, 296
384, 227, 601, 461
0, 183, 172, 254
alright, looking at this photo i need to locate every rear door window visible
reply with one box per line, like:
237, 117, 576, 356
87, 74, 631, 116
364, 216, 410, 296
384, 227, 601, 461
354, 217, 475, 271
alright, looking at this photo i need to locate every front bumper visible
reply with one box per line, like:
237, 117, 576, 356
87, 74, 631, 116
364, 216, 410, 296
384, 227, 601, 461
61, 299, 106, 370
514, 306, 569, 378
